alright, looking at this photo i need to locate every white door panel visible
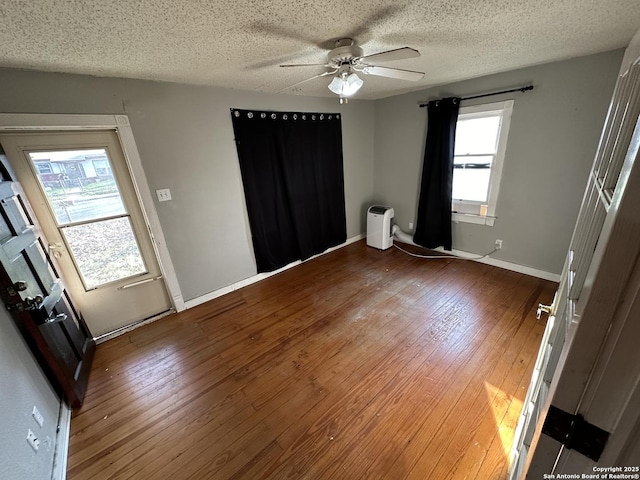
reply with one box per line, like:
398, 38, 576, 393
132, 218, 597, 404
0, 130, 172, 336
510, 28, 640, 478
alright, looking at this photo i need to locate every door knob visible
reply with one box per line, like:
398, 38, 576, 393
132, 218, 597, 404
537, 303, 552, 319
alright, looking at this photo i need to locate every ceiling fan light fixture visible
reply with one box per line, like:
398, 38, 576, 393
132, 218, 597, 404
327, 76, 344, 95
344, 73, 364, 95
327, 72, 364, 98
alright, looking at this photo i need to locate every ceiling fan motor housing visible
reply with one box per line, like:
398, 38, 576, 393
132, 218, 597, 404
327, 44, 364, 66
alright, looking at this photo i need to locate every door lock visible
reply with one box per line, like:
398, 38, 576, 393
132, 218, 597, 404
48, 243, 64, 259
6, 281, 28, 297
25, 295, 44, 308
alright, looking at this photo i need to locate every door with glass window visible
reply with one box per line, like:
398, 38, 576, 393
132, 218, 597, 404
0, 130, 172, 337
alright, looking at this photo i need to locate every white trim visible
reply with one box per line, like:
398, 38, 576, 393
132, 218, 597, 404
453, 100, 514, 221
113, 119, 184, 311
52, 403, 72, 480
452, 212, 496, 226
93, 309, 174, 344
184, 234, 365, 309
0, 113, 185, 312
432, 246, 560, 282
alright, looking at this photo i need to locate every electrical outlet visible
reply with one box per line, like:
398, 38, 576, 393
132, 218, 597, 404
32, 405, 44, 427
408, 222, 414, 230
495, 239, 503, 250
26, 429, 39, 452
156, 188, 172, 202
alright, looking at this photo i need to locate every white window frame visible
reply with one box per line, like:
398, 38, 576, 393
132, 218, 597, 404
452, 99, 513, 227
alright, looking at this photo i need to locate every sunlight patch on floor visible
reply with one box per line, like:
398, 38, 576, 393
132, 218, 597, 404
484, 381, 524, 455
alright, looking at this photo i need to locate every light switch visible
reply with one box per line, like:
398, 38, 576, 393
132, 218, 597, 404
156, 189, 172, 202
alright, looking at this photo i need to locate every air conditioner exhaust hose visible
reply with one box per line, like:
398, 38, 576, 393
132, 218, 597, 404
392, 224, 418, 246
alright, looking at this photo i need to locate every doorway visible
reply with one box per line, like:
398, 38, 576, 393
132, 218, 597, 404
0, 117, 182, 337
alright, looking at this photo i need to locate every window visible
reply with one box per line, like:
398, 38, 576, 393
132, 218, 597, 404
93, 159, 112, 176
35, 162, 53, 174
452, 100, 513, 226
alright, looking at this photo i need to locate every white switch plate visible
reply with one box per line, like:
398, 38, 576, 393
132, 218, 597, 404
156, 189, 172, 202
32, 405, 44, 427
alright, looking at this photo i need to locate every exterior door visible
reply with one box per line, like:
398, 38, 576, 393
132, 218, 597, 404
0, 152, 94, 408
0, 130, 172, 337
509, 30, 640, 478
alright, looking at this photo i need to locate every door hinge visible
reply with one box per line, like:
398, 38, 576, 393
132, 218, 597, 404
542, 405, 610, 461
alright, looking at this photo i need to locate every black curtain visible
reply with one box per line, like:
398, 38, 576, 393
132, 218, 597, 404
231, 109, 346, 273
413, 97, 461, 251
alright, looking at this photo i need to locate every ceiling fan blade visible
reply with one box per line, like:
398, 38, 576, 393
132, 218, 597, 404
343, 5, 406, 47
358, 47, 420, 63
279, 63, 332, 68
249, 21, 321, 47
277, 70, 336, 94
362, 65, 424, 81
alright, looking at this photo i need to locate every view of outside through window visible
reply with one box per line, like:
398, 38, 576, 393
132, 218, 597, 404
28, 149, 147, 289
453, 114, 501, 203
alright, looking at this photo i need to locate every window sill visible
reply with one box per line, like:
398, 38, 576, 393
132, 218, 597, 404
452, 212, 496, 226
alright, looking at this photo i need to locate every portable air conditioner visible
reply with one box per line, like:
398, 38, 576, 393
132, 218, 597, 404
367, 205, 394, 250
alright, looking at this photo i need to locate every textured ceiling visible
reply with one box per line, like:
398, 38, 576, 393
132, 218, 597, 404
0, 0, 638, 100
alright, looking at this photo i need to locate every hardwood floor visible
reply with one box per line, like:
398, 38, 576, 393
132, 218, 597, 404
67, 240, 556, 479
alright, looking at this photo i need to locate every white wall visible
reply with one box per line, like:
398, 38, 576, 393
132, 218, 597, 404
373, 50, 623, 275
0, 70, 376, 302
0, 309, 61, 480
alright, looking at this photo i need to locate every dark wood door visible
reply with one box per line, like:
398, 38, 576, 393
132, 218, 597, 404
0, 155, 94, 409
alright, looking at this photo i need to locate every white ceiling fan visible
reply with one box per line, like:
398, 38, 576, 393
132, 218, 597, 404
280, 38, 425, 103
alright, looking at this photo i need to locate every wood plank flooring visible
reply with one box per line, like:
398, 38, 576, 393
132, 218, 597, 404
67, 240, 556, 479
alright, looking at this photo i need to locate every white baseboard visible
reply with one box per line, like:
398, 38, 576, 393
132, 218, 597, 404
52, 403, 72, 480
393, 229, 560, 282
184, 234, 365, 309
93, 309, 175, 344
433, 246, 561, 282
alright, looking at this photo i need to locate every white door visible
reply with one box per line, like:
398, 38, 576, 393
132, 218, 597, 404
0, 130, 173, 337
509, 30, 640, 478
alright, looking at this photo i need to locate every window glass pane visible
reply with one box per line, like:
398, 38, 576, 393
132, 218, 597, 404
36, 163, 53, 174
28, 149, 126, 225
452, 168, 491, 202
62, 217, 147, 290
454, 115, 501, 155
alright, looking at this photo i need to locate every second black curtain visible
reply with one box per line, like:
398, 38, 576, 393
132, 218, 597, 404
413, 97, 460, 250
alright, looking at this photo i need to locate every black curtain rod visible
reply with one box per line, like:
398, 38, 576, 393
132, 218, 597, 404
419, 85, 534, 108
